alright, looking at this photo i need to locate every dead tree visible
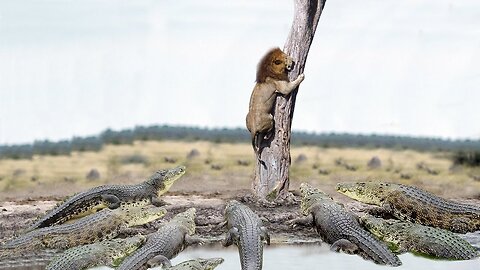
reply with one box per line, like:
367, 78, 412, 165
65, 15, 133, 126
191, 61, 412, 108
253, 0, 327, 200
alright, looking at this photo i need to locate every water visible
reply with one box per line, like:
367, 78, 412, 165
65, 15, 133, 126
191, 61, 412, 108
92, 244, 479, 270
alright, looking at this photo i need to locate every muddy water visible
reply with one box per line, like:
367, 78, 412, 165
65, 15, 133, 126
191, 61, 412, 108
91, 243, 480, 270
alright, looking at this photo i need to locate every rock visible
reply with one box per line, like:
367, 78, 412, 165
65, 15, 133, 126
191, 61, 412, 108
400, 173, 412, 180
237, 160, 250, 166
345, 164, 358, 171
211, 164, 223, 170
86, 169, 100, 181
367, 156, 382, 169
416, 162, 439, 175
318, 169, 330, 175
334, 158, 346, 166
469, 174, 480, 182
295, 154, 307, 164
164, 157, 177, 163
187, 149, 200, 159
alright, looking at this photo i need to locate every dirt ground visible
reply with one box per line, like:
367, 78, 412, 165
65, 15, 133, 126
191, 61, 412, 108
1, 190, 479, 248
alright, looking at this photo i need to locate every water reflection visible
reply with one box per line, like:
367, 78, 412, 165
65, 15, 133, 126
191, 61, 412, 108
90, 243, 479, 270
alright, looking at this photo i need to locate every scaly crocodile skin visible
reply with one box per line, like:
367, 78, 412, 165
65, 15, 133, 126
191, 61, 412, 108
117, 208, 199, 270
297, 183, 402, 266
336, 182, 480, 233
359, 215, 479, 260
27, 165, 185, 230
164, 258, 224, 270
0, 206, 166, 259
46, 235, 145, 270
223, 200, 270, 270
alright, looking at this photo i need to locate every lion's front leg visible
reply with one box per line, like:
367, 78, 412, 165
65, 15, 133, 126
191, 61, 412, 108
274, 74, 305, 95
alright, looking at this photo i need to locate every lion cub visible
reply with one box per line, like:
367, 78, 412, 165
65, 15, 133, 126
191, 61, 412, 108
246, 48, 305, 157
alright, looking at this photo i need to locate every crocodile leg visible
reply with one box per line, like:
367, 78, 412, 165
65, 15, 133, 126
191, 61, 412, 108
287, 215, 314, 228
150, 196, 169, 207
147, 255, 172, 268
330, 239, 359, 255
216, 220, 228, 230
222, 227, 239, 247
260, 226, 271, 245
101, 194, 121, 209
185, 235, 205, 246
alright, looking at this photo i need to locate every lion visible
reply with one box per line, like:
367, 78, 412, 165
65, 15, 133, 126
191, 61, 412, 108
246, 47, 305, 159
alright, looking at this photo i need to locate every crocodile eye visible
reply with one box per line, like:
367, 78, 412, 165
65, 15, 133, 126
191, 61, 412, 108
274, 60, 282, 65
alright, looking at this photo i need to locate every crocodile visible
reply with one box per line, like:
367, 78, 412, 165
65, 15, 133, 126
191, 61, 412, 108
289, 183, 402, 266
0, 205, 166, 259
359, 215, 479, 260
117, 208, 203, 270
27, 165, 185, 231
221, 200, 270, 270
46, 235, 146, 270
161, 257, 224, 270
336, 182, 480, 233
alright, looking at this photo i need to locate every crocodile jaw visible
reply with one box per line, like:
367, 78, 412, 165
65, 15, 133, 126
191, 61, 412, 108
111, 235, 146, 266
359, 215, 388, 239
203, 258, 224, 269
336, 182, 386, 206
124, 206, 167, 227
299, 183, 330, 215
152, 165, 186, 196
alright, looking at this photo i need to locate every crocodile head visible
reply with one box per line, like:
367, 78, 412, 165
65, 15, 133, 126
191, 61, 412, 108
171, 208, 196, 235
146, 165, 187, 196
299, 183, 331, 215
121, 205, 167, 227
358, 215, 405, 252
358, 214, 393, 238
109, 235, 147, 266
224, 200, 243, 213
200, 257, 225, 269
336, 182, 396, 206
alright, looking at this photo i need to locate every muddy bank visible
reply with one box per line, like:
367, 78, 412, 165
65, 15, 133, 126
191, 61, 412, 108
0, 191, 319, 244
1, 191, 479, 248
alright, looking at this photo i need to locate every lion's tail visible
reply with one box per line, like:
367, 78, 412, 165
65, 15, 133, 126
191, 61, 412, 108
253, 133, 267, 168
252, 132, 261, 155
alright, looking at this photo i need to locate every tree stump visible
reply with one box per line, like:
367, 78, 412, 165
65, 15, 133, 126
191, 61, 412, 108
253, 0, 327, 200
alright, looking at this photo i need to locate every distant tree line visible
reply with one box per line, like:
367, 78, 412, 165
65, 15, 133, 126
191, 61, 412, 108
1, 125, 479, 160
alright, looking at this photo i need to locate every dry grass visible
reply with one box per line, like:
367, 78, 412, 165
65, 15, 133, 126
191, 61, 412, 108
0, 140, 479, 200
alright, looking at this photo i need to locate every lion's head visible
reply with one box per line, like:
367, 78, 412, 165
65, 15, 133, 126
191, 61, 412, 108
256, 47, 294, 83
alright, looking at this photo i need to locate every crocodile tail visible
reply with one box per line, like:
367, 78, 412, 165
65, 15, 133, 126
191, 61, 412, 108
117, 245, 156, 270
350, 231, 402, 266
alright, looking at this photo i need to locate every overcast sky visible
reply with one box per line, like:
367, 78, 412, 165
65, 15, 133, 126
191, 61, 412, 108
0, 0, 479, 144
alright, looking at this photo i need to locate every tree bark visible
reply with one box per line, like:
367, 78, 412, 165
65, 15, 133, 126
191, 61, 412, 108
253, 0, 327, 200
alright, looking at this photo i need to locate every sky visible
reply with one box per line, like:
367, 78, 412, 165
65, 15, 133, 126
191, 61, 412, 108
0, 0, 479, 144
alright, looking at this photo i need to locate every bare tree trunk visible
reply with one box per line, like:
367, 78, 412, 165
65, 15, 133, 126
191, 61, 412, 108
253, 0, 327, 200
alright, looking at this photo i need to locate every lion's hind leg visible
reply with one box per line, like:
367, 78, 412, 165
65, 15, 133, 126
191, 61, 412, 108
255, 114, 274, 151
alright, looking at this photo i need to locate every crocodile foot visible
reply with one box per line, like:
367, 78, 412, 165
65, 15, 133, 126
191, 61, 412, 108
330, 239, 358, 255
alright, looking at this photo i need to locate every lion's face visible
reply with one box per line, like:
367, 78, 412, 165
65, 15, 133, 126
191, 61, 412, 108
270, 51, 294, 75
256, 48, 294, 83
